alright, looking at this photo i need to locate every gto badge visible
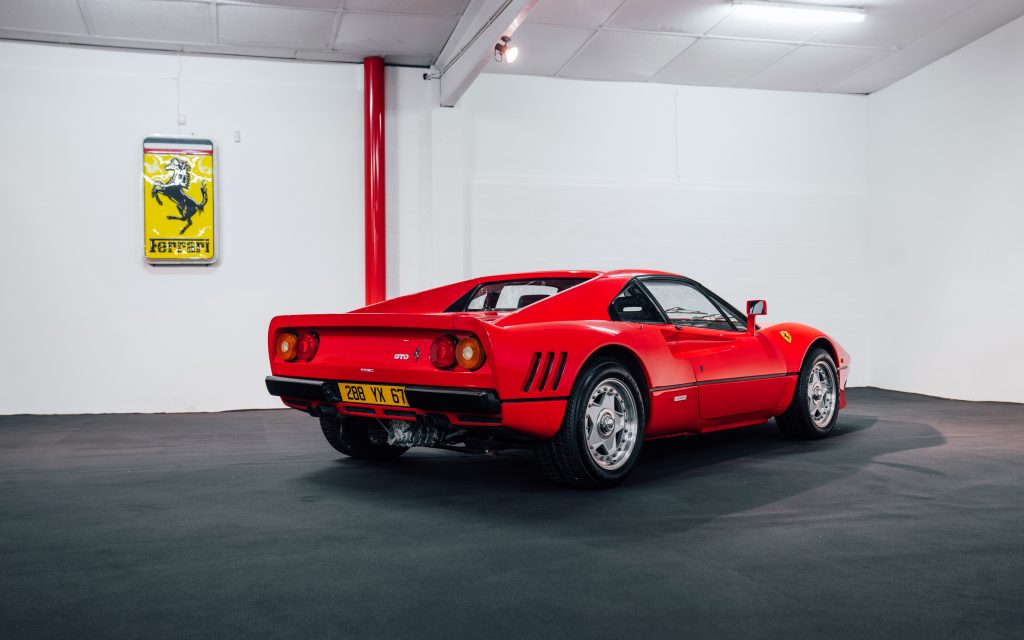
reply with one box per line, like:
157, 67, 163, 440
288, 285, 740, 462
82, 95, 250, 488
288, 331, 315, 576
394, 353, 410, 360
779, 330, 792, 344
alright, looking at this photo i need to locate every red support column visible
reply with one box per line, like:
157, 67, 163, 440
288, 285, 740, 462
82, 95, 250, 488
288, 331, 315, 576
363, 56, 386, 305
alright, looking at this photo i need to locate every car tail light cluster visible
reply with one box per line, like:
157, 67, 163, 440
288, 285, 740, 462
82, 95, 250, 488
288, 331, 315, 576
455, 336, 485, 370
429, 335, 457, 369
276, 330, 318, 362
430, 334, 485, 371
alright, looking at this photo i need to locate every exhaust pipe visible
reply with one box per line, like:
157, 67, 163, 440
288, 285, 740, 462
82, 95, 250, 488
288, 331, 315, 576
381, 416, 464, 448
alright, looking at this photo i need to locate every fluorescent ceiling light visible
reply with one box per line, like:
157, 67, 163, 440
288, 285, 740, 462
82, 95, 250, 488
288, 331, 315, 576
732, 1, 866, 24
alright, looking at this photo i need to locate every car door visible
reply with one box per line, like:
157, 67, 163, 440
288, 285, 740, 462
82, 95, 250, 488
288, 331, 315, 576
640, 278, 787, 421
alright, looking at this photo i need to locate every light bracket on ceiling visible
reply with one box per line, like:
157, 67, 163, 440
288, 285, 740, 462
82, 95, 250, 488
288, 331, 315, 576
494, 36, 519, 63
731, 1, 866, 24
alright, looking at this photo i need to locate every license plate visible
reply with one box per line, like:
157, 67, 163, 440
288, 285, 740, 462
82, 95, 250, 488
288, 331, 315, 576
338, 382, 409, 407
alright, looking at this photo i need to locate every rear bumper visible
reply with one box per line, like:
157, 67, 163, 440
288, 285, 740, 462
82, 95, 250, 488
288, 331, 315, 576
265, 375, 501, 415
265, 375, 565, 439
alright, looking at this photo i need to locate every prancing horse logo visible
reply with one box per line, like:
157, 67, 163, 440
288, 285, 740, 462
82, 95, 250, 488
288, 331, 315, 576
150, 157, 209, 235
413, 347, 421, 361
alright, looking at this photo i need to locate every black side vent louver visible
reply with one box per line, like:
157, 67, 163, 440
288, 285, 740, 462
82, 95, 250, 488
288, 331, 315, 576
551, 352, 567, 391
523, 351, 568, 392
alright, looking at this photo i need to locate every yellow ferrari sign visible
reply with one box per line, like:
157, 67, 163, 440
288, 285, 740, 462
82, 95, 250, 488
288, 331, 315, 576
143, 136, 216, 264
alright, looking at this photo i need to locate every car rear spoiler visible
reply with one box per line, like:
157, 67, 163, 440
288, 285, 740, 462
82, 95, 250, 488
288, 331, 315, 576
270, 312, 498, 334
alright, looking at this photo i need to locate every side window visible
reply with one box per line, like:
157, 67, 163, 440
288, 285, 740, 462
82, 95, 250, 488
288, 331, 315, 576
466, 292, 496, 311
644, 281, 739, 331
609, 283, 662, 323
493, 284, 557, 309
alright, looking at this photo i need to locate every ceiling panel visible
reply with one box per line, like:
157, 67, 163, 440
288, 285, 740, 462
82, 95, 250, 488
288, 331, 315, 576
218, 3, 335, 48
559, 30, 695, 81
86, 0, 213, 43
486, 23, 593, 76
334, 12, 456, 56
343, 0, 471, 16
652, 38, 795, 88
823, 49, 942, 93
241, 0, 341, 9
607, 0, 732, 35
2, 0, 1023, 95
0, 0, 87, 34
811, 0, 975, 49
903, 0, 1024, 54
709, 10, 830, 42
741, 45, 885, 91
526, 0, 623, 28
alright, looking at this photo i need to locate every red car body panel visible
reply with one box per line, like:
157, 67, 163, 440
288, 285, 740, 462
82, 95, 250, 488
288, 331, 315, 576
266, 270, 849, 441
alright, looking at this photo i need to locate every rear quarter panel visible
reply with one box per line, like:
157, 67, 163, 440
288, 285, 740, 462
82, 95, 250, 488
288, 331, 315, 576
480, 320, 700, 437
482, 321, 690, 400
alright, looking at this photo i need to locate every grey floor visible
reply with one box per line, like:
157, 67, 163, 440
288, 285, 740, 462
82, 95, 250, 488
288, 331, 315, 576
1, 389, 1022, 639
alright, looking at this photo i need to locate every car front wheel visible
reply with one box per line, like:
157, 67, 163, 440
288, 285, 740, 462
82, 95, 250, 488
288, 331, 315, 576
776, 348, 840, 439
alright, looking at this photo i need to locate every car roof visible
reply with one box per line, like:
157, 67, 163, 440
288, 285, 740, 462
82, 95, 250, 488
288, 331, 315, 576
353, 269, 688, 316
474, 269, 682, 282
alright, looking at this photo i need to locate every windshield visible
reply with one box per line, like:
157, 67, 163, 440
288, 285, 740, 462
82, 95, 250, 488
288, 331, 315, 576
456, 279, 585, 312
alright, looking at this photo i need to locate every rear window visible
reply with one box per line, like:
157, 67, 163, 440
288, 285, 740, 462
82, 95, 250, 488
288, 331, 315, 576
451, 279, 585, 312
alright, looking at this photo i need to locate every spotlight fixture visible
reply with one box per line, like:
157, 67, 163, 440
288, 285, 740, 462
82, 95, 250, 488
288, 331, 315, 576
731, 0, 865, 24
494, 36, 519, 63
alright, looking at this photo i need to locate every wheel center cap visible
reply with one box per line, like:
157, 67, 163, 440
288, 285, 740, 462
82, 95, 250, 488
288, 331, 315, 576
598, 412, 616, 437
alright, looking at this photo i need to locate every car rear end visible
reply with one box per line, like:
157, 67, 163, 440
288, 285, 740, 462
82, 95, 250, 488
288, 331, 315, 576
266, 311, 513, 428
264, 272, 607, 452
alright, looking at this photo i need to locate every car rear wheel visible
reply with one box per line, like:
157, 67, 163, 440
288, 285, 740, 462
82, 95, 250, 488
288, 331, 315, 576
319, 415, 408, 460
776, 348, 839, 439
539, 358, 645, 488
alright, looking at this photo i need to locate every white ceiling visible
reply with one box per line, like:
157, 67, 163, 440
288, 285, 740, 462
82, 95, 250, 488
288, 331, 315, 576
486, 0, 1024, 93
0, 0, 470, 66
1, 0, 1023, 93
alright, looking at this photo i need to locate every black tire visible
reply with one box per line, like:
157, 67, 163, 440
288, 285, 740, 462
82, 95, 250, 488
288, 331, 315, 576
319, 415, 408, 460
776, 348, 840, 439
539, 358, 646, 489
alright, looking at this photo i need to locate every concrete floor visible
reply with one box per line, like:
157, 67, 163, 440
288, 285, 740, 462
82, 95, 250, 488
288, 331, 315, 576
1, 388, 1022, 639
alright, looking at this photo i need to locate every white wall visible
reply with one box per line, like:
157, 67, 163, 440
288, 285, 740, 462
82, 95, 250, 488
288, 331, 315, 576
0, 41, 874, 414
447, 75, 873, 387
0, 41, 366, 413
867, 15, 1024, 403
5, 14, 1022, 414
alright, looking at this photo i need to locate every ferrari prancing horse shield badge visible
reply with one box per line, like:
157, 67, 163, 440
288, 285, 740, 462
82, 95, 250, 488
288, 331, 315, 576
143, 136, 216, 264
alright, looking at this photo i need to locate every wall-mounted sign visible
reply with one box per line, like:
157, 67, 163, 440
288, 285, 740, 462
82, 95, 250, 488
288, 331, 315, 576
143, 136, 216, 264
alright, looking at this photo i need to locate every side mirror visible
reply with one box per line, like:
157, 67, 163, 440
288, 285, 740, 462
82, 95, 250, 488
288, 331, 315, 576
745, 299, 767, 334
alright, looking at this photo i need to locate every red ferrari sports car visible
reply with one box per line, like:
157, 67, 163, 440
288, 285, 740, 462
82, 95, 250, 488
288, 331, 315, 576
266, 270, 849, 487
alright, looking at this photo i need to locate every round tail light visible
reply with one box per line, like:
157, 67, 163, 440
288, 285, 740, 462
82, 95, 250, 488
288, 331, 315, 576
276, 332, 298, 362
430, 335, 457, 369
455, 336, 485, 370
296, 331, 319, 361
